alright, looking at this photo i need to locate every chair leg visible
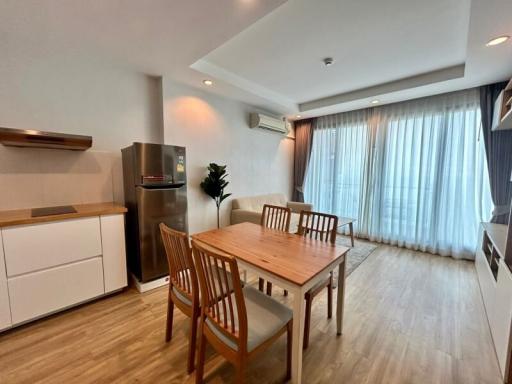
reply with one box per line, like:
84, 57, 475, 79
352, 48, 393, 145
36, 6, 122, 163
196, 325, 206, 384
187, 314, 198, 374
327, 276, 333, 319
258, 278, 265, 292
303, 294, 312, 350
286, 320, 293, 381
266, 281, 273, 296
165, 290, 174, 342
236, 359, 247, 384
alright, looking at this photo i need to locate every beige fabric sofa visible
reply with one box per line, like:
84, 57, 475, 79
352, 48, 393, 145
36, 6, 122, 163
230, 193, 313, 233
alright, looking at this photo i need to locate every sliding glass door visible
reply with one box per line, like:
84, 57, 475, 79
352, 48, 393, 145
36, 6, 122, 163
304, 89, 492, 259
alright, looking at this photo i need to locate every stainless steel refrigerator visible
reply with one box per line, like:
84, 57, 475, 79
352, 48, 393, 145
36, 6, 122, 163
122, 143, 188, 283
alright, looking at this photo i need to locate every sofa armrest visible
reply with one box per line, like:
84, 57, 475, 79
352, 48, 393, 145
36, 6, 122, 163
287, 201, 313, 213
231, 209, 262, 225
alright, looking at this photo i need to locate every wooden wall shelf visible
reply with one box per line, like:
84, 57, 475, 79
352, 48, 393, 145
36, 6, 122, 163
493, 79, 512, 131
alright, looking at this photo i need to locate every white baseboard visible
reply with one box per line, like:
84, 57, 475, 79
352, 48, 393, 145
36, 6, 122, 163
131, 274, 170, 293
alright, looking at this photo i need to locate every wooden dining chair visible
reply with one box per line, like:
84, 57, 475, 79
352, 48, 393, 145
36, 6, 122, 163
192, 240, 292, 384
297, 210, 338, 349
259, 204, 291, 296
160, 223, 200, 374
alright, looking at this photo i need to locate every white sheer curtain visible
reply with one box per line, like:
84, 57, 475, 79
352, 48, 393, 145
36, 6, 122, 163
304, 109, 371, 234
304, 89, 492, 259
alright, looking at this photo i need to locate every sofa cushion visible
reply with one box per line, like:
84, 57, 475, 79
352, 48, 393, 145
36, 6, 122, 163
231, 193, 287, 212
289, 212, 301, 234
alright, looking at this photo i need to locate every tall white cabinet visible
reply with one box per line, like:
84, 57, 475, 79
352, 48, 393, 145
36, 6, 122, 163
0, 207, 127, 331
476, 223, 512, 383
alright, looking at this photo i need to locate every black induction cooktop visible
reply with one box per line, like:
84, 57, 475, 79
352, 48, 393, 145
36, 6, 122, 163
31, 205, 77, 217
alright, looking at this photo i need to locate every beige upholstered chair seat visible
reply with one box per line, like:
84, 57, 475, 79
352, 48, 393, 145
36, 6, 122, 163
206, 285, 292, 352
172, 285, 194, 306
172, 267, 234, 306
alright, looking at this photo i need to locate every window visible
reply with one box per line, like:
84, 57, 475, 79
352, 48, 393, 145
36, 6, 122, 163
304, 89, 492, 258
304, 110, 370, 232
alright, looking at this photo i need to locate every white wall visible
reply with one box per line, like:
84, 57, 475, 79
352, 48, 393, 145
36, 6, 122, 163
0, 60, 294, 225
0, 60, 163, 151
0, 61, 164, 208
162, 79, 294, 234
0, 146, 118, 210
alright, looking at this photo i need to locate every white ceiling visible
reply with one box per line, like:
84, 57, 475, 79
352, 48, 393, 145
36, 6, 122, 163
202, 0, 471, 102
196, 0, 512, 118
0, 0, 286, 102
2, 0, 512, 119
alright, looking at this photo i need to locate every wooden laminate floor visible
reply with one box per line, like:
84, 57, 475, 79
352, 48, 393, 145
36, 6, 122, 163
0, 245, 503, 384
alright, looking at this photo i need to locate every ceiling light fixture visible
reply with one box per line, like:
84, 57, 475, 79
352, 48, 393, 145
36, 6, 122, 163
486, 35, 510, 46
371, 99, 380, 104
323, 57, 334, 67
203, 79, 213, 86
296, 115, 302, 118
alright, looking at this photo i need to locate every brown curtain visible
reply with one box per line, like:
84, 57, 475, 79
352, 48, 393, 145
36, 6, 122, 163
293, 119, 315, 202
480, 81, 512, 224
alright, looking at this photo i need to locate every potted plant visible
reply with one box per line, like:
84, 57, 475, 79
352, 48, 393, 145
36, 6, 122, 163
200, 163, 232, 228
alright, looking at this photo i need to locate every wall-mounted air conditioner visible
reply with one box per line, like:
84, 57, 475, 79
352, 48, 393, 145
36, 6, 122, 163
249, 113, 288, 134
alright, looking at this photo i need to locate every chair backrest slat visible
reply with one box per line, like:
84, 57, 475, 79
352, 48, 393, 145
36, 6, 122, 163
221, 259, 236, 334
159, 223, 198, 306
297, 211, 338, 244
213, 257, 228, 328
199, 252, 215, 317
192, 240, 248, 352
207, 254, 221, 319
261, 204, 291, 232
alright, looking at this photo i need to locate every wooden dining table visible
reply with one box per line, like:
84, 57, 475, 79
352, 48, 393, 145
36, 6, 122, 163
192, 222, 349, 384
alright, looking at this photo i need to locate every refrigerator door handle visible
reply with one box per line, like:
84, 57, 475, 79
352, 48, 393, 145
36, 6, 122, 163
138, 184, 186, 191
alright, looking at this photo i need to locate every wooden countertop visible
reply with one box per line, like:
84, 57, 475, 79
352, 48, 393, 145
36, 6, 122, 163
0, 202, 127, 228
482, 222, 508, 259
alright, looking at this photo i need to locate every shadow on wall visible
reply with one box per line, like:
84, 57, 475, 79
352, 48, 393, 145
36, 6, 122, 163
0, 146, 120, 210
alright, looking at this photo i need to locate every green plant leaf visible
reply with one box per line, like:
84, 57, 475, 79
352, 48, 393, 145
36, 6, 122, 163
200, 163, 231, 207
219, 193, 232, 203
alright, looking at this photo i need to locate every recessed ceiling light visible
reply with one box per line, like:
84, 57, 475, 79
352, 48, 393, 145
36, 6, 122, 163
371, 99, 380, 104
296, 115, 301, 118
203, 79, 213, 86
486, 35, 510, 46
323, 57, 334, 67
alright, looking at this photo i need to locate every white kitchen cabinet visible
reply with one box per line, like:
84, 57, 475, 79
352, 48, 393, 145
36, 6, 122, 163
0, 210, 127, 332
8, 257, 104, 324
494, 260, 512, 378
0, 233, 12, 330
101, 215, 127, 293
476, 223, 512, 382
3, 217, 102, 277
476, 248, 496, 323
